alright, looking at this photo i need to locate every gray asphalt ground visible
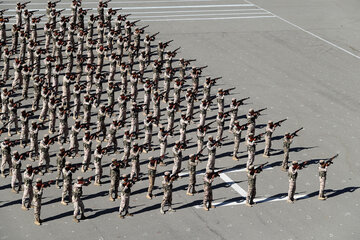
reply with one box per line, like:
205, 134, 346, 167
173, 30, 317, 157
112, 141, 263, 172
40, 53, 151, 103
1, 0, 360, 239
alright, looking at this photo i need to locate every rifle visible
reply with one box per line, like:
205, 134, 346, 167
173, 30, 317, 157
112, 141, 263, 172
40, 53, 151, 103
205, 95, 217, 105
120, 13, 131, 20
0, 9, 8, 14
290, 127, 303, 138
253, 132, 265, 141
20, 1, 31, 8
296, 161, 308, 170
150, 32, 159, 39
48, 134, 60, 143
19, 150, 32, 160
254, 107, 267, 115
90, 131, 101, 139
9, 139, 20, 146
35, 14, 46, 20
165, 125, 178, 135
273, 118, 287, 127
0, 16, 14, 22
64, 148, 75, 156
253, 162, 268, 173
55, 9, 65, 15
163, 40, 173, 46
208, 76, 222, 83
223, 87, 235, 95
184, 59, 196, 65
203, 120, 215, 129
139, 25, 149, 31
29, 10, 39, 14
130, 20, 140, 26
325, 153, 339, 166
211, 136, 228, 147
41, 180, 55, 188
195, 145, 207, 158
196, 65, 208, 72
171, 47, 181, 55
170, 168, 185, 180
237, 97, 250, 105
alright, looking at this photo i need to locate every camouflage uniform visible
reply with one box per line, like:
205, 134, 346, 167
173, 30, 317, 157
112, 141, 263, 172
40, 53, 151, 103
246, 170, 256, 206
147, 159, 157, 199
1, 141, 11, 176
160, 172, 175, 214
82, 135, 92, 172
246, 138, 256, 169
263, 122, 275, 157
33, 179, 44, 225
282, 135, 293, 170
11, 154, 22, 192
187, 155, 198, 195
130, 146, 141, 180
93, 147, 103, 185
109, 160, 120, 201
22, 168, 34, 209
119, 181, 132, 218
61, 165, 73, 205
287, 164, 298, 202
39, 138, 51, 174
203, 173, 214, 209
72, 181, 85, 221
318, 161, 327, 200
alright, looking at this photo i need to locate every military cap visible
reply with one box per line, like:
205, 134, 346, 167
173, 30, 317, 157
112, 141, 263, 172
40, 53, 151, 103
164, 171, 170, 176
248, 133, 254, 136
319, 160, 325, 164
65, 161, 71, 166
189, 154, 195, 158
148, 156, 154, 160
249, 108, 254, 112
232, 98, 236, 101
60, 147, 65, 150
218, 88, 223, 92
26, 164, 32, 168
248, 165, 254, 170
36, 178, 42, 183
44, 134, 49, 138
292, 161, 298, 165
208, 135, 213, 139
133, 142, 138, 146
4, 137, 9, 141
122, 174, 129, 178
112, 158, 117, 162
85, 130, 90, 134
13, 150, 18, 154
268, 120, 273, 124
175, 140, 180, 144
77, 176, 83, 181
285, 132, 290, 135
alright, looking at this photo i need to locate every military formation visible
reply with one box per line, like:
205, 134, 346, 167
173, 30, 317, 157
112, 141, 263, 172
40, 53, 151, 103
0, 0, 338, 226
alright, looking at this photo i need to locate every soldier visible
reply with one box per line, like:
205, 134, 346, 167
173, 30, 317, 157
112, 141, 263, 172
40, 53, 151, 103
72, 84, 82, 119
216, 88, 225, 113
7, 98, 20, 136
1, 138, 12, 177
318, 160, 328, 200
82, 130, 93, 172
246, 165, 257, 207
69, 121, 81, 158
143, 114, 154, 153
39, 134, 53, 175
163, 67, 173, 103
232, 121, 246, 161
130, 71, 140, 102
13, 58, 23, 90
130, 102, 142, 138
11, 151, 22, 193
83, 94, 93, 125
203, 171, 216, 211
185, 88, 196, 121
246, 133, 256, 169
96, 105, 107, 141
287, 161, 299, 203
39, 86, 50, 122
21, 65, 31, 99
263, 120, 275, 157
109, 158, 121, 201
142, 78, 152, 115
33, 178, 44, 226
62, 73, 72, 107
216, 112, 226, 141
72, 176, 87, 223
246, 109, 258, 141
282, 132, 294, 171
146, 157, 158, 199
197, 125, 207, 156
229, 98, 240, 132
206, 136, 219, 172
61, 162, 74, 206
173, 78, 183, 110
203, 77, 214, 101
166, 101, 176, 136
94, 74, 103, 107
107, 82, 115, 111
152, 59, 161, 91
94, 144, 104, 186
29, 121, 40, 161
199, 99, 210, 127
119, 175, 133, 219
179, 114, 190, 147
152, 91, 161, 125
106, 119, 120, 154
117, 93, 128, 124
55, 147, 67, 189
158, 126, 169, 165
48, 96, 58, 134
172, 141, 184, 176
190, 67, 202, 93
160, 172, 176, 214
130, 143, 142, 181
19, 110, 30, 148
186, 154, 199, 196
32, 76, 42, 111
121, 130, 132, 166
58, 106, 69, 145
22, 164, 35, 210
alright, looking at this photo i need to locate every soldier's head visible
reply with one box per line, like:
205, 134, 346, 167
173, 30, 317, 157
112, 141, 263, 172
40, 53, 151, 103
164, 171, 170, 179
206, 170, 213, 177
268, 120, 273, 126
248, 165, 255, 174
77, 176, 84, 183
232, 98, 236, 103
319, 160, 325, 166
13, 150, 19, 158
44, 134, 49, 140
249, 108, 254, 114
147, 114, 152, 120
112, 118, 117, 124
75, 120, 80, 127
218, 112, 224, 117
85, 130, 90, 137
189, 154, 195, 162
292, 161, 298, 166
125, 130, 130, 135
248, 132, 254, 140
285, 132, 290, 138
205, 77, 211, 83
112, 158, 117, 163
159, 125, 164, 131
4, 137, 10, 143
208, 136, 213, 141
65, 161, 71, 168
26, 164, 32, 171
234, 120, 239, 126
133, 142, 138, 149
175, 140, 181, 147
181, 113, 186, 119
122, 174, 129, 180
96, 144, 102, 150
36, 178, 42, 186
149, 156, 155, 164
60, 147, 65, 153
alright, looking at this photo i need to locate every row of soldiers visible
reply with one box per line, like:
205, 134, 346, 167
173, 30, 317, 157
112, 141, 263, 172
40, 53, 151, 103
0, 0, 336, 226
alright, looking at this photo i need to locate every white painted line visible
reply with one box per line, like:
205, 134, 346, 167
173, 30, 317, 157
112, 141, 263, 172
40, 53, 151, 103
243, 0, 360, 60
0, 0, 220, 5
118, 8, 262, 15
219, 173, 248, 197
194, 194, 309, 208
129, 12, 269, 19
140, 15, 276, 22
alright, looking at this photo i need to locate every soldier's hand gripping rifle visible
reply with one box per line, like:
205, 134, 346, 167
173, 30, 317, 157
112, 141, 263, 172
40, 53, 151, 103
130, 19, 140, 26
290, 127, 303, 138
19, 150, 32, 160
295, 161, 308, 170
325, 153, 339, 166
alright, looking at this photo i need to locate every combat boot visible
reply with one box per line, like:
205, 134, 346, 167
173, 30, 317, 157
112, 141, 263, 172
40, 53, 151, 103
186, 192, 193, 196
119, 214, 124, 219
168, 208, 176, 212
55, 180, 60, 189
11, 187, 17, 193
146, 194, 152, 199
232, 155, 239, 161
21, 205, 29, 211
318, 195, 327, 200
61, 200, 68, 206
34, 217, 41, 226
0, 172, 5, 178
160, 207, 165, 214
203, 206, 209, 211
109, 196, 115, 202
73, 217, 79, 223
80, 214, 86, 220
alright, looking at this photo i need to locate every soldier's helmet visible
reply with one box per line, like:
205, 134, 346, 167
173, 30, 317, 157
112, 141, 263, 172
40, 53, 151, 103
60, 147, 65, 151
248, 165, 254, 170
164, 171, 170, 176
268, 120, 273, 124
148, 156, 154, 161
44, 134, 49, 138
85, 130, 90, 134
77, 176, 83, 181
189, 154, 195, 159
285, 132, 290, 135
292, 161, 298, 165
26, 164, 32, 168
248, 133, 254, 136
13, 150, 18, 155
122, 174, 129, 178
112, 158, 117, 162
249, 108, 254, 113
66, 161, 71, 166
319, 160, 325, 164
36, 178, 42, 183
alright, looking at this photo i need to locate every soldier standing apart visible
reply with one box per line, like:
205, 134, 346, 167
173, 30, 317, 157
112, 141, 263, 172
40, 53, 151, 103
22, 164, 35, 210
146, 157, 157, 199
263, 121, 275, 158
287, 161, 298, 203
11, 151, 22, 193
33, 178, 44, 226
318, 160, 328, 200
186, 154, 199, 196
282, 132, 294, 171
61, 162, 74, 206
119, 175, 133, 219
109, 158, 120, 201
160, 172, 176, 214
72, 176, 87, 223
203, 171, 216, 211
246, 165, 257, 207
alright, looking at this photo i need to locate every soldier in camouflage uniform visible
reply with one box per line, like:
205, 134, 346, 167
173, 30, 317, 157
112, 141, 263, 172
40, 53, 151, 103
143, 114, 153, 153
119, 175, 133, 219
69, 121, 81, 158
232, 121, 245, 161
61, 162, 74, 206
186, 154, 199, 196
121, 130, 132, 166
160, 172, 176, 214
172, 141, 184, 176
33, 178, 44, 226
109, 158, 121, 201
246, 133, 256, 169
263, 121, 275, 158
72, 176, 86, 223
29, 122, 40, 161
96, 105, 107, 141
246, 109, 257, 142
146, 157, 157, 199
19, 110, 30, 147
287, 161, 298, 203
82, 131, 93, 172
93, 144, 104, 186
55, 147, 66, 188
158, 126, 168, 165
1, 138, 12, 177
106, 119, 119, 154
318, 160, 328, 200
246, 165, 257, 207
203, 171, 215, 211
282, 132, 294, 171
130, 143, 142, 181
11, 151, 22, 193
58, 106, 69, 145
39, 134, 52, 175
22, 164, 35, 210
196, 125, 207, 156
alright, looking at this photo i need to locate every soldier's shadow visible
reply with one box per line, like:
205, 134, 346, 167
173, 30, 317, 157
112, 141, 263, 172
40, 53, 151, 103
131, 202, 160, 215
42, 210, 73, 223
86, 206, 119, 220
0, 199, 22, 208
82, 190, 108, 200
